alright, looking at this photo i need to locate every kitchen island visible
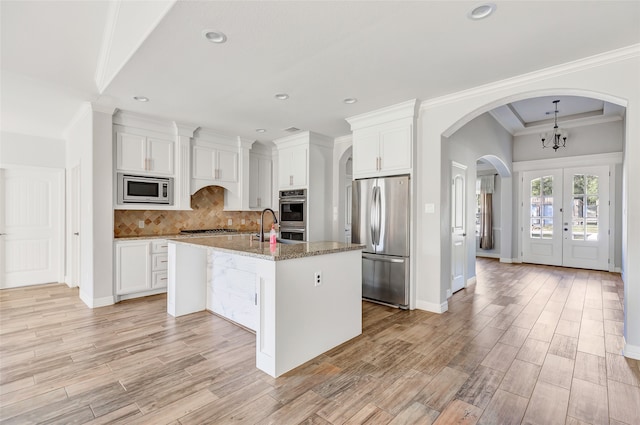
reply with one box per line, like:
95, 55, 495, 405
167, 234, 363, 377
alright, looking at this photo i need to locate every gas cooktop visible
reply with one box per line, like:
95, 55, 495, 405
179, 229, 239, 234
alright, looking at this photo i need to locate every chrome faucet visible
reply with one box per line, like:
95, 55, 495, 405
259, 208, 278, 242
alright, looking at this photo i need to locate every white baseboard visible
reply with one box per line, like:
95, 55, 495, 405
500, 258, 513, 263
415, 299, 449, 313
467, 276, 477, 286
623, 341, 640, 360
117, 288, 167, 301
79, 291, 115, 308
614, 267, 622, 274
476, 252, 500, 259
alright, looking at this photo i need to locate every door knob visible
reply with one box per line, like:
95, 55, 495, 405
462, 233, 466, 236
74, 232, 79, 235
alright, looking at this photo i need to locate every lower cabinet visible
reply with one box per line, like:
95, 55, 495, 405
115, 239, 168, 296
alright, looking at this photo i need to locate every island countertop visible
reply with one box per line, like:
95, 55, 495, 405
168, 233, 363, 261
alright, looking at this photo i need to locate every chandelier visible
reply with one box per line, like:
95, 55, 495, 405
540, 100, 568, 151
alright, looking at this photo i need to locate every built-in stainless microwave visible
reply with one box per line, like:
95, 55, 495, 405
117, 173, 173, 205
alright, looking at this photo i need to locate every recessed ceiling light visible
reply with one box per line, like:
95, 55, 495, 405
275, 93, 289, 100
256, 128, 266, 133
133, 96, 149, 102
343, 98, 358, 104
202, 30, 227, 43
468, 3, 496, 20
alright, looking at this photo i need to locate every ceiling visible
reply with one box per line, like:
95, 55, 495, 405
1, 1, 639, 142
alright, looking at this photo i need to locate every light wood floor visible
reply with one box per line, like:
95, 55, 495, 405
1, 258, 639, 424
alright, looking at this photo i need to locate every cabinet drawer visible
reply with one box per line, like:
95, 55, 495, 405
151, 240, 168, 253
152, 253, 168, 271
152, 271, 168, 288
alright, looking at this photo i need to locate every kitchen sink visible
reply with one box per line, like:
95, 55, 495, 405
276, 238, 305, 245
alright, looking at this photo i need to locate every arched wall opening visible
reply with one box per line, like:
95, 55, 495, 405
415, 50, 639, 358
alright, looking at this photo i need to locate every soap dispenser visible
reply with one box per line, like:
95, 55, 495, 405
269, 224, 277, 245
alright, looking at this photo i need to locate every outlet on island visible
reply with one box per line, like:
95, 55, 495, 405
314, 271, 322, 286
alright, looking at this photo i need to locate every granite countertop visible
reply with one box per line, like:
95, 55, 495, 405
168, 233, 363, 261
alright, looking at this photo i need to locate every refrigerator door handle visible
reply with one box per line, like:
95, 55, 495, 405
372, 186, 381, 246
369, 186, 377, 245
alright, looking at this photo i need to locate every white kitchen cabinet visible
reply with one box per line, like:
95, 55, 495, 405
115, 240, 151, 295
273, 131, 333, 241
115, 238, 168, 296
249, 154, 272, 209
352, 123, 412, 177
116, 132, 174, 175
278, 145, 307, 189
347, 99, 417, 179
192, 145, 238, 183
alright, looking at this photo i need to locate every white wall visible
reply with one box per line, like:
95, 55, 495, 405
65, 104, 114, 307
0, 131, 65, 168
514, 119, 623, 161
445, 112, 512, 287
416, 46, 640, 359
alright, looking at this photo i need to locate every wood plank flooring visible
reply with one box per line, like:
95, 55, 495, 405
1, 258, 639, 424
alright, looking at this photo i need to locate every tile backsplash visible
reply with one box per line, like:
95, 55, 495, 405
114, 186, 275, 237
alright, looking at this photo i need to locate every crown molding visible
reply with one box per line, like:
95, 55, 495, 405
513, 114, 623, 137
346, 99, 418, 130
513, 152, 622, 172
173, 122, 199, 137
62, 102, 92, 139
272, 130, 333, 150
113, 110, 175, 135
420, 44, 640, 111
237, 136, 256, 150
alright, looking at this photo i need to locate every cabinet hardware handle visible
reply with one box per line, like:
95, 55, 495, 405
290, 175, 293, 186
255, 293, 257, 305
160, 277, 167, 281
160, 260, 167, 263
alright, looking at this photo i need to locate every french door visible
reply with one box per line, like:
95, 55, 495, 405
522, 166, 609, 270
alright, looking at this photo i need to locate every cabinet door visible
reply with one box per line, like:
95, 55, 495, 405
216, 150, 238, 182
147, 138, 174, 175
352, 131, 380, 176
116, 132, 146, 173
115, 241, 151, 294
379, 125, 412, 173
249, 155, 260, 208
278, 149, 292, 188
258, 157, 272, 208
250, 156, 273, 208
192, 145, 215, 179
290, 146, 307, 187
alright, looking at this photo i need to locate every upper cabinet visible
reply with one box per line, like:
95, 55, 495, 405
116, 132, 174, 175
249, 147, 273, 209
113, 111, 195, 211
192, 144, 238, 183
273, 131, 333, 241
278, 144, 307, 189
191, 129, 255, 210
346, 99, 417, 179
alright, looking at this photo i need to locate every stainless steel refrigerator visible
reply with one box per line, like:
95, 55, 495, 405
352, 175, 410, 308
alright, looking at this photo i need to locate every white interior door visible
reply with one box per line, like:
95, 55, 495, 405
70, 165, 81, 287
562, 166, 609, 270
451, 162, 467, 293
522, 170, 563, 266
1, 167, 63, 288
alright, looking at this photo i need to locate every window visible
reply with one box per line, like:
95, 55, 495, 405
530, 176, 553, 239
572, 174, 599, 240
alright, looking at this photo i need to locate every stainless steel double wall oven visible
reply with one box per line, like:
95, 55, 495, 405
278, 189, 306, 241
